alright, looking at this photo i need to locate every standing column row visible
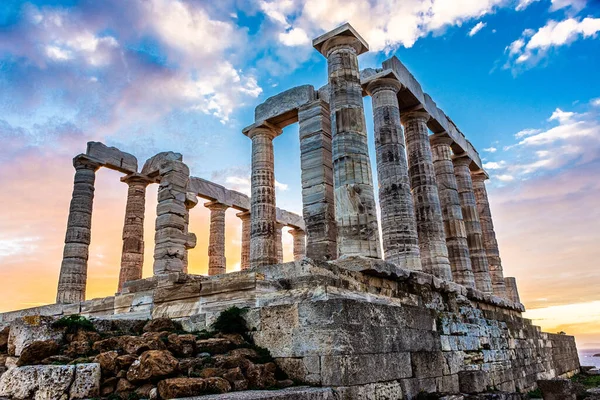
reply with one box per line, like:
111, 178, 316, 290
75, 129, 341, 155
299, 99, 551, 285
402, 111, 453, 281
472, 173, 508, 298
57, 155, 102, 304
366, 77, 421, 270
453, 155, 493, 294
430, 135, 475, 288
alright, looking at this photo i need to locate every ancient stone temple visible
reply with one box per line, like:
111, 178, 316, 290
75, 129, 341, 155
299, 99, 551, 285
0, 23, 580, 400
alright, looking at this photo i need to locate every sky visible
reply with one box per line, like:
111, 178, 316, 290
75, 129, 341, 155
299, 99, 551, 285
0, 0, 599, 349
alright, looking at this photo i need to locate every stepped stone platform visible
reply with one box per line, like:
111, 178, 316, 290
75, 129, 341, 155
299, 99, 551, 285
0, 258, 580, 398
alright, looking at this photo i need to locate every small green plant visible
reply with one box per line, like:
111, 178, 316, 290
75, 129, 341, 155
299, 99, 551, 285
211, 306, 249, 334
196, 329, 215, 340
527, 388, 543, 398
572, 373, 600, 389
52, 315, 95, 334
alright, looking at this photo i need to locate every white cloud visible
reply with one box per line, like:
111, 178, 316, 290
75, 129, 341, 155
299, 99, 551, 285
468, 21, 486, 37
483, 146, 497, 153
279, 27, 310, 46
496, 174, 515, 182
550, 0, 587, 12
275, 180, 289, 191
483, 161, 506, 170
45, 45, 72, 61
516, 0, 540, 11
548, 108, 575, 123
505, 17, 600, 70
591, 98, 600, 107
515, 128, 542, 138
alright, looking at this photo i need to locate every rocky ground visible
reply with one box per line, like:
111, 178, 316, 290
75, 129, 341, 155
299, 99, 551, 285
0, 311, 294, 399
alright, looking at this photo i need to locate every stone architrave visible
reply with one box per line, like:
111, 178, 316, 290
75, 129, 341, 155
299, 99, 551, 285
56, 155, 102, 304
117, 173, 152, 292
401, 111, 453, 281
289, 229, 307, 261
237, 211, 251, 270
244, 123, 282, 268
275, 223, 285, 264
365, 76, 421, 270
313, 24, 381, 258
430, 134, 476, 288
206, 201, 229, 276
153, 160, 196, 275
505, 277, 521, 304
472, 173, 508, 298
453, 155, 493, 294
298, 100, 337, 261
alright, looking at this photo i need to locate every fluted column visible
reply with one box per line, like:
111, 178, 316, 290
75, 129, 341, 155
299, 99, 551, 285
275, 222, 284, 263
118, 173, 152, 292
290, 228, 307, 261
245, 124, 282, 268
206, 201, 228, 276
237, 211, 251, 270
182, 193, 198, 274
365, 77, 421, 270
504, 277, 521, 304
314, 28, 381, 258
430, 134, 475, 288
401, 111, 452, 280
453, 155, 493, 294
57, 155, 102, 304
472, 173, 508, 298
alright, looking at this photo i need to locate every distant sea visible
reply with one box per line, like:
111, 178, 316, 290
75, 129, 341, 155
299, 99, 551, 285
579, 349, 600, 369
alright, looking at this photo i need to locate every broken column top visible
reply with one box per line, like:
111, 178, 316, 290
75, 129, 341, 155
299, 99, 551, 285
86, 141, 138, 174
312, 22, 369, 56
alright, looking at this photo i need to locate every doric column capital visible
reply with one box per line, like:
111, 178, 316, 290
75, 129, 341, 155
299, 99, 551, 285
242, 121, 282, 140
205, 201, 229, 212
365, 77, 403, 96
120, 173, 153, 187
236, 210, 251, 221
73, 154, 102, 171
289, 228, 306, 238
185, 192, 198, 210
430, 133, 454, 148
275, 222, 286, 230
400, 110, 430, 124
313, 23, 369, 57
471, 171, 489, 183
452, 154, 473, 167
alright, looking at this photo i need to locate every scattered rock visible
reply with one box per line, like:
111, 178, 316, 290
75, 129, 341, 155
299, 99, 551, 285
167, 333, 197, 357
127, 350, 178, 383
197, 367, 226, 378
92, 337, 121, 354
94, 351, 119, 375
41, 355, 72, 365
196, 338, 236, 355
178, 357, 204, 376
121, 335, 166, 355
538, 379, 577, 400
0, 327, 9, 352
276, 379, 294, 388
136, 383, 155, 397
157, 377, 231, 398
143, 318, 177, 333
223, 366, 248, 391
246, 362, 277, 389
116, 377, 136, 393
17, 340, 59, 366
116, 354, 137, 371
100, 376, 118, 396
213, 354, 253, 371
7, 316, 64, 357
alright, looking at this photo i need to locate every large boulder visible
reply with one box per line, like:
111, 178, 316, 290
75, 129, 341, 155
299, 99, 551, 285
0, 326, 9, 352
70, 363, 101, 399
246, 362, 277, 389
0, 365, 40, 399
8, 316, 64, 356
196, 338, 236, 355
94, 351, 119, 376
538, 379, 577, 400
157, 377, 231, 399
17, 340, 59, 366
127, 350, 178, 383
167, 333, 197, 357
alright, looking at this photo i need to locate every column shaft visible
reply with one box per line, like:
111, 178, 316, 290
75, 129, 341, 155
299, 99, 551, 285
298, 100, 337, 261
248, 126, 280, 268
237, 211, 251, 270
275, 223, 284, 264
472, 173, 508, 298
431, 135, 475, 288
453, 156, 493, 293
402, 111, 452, 280
56, 155, 101, 304
290, 229, 307, 261
118, 174, 151, 292
367, 78, 421, 270
325, 37, 381, 258
207, 202, 228, 276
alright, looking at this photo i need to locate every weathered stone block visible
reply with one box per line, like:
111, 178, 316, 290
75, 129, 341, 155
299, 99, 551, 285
86, 141, 137, 174
255, 85, 316, 125
320, 352, 412, 386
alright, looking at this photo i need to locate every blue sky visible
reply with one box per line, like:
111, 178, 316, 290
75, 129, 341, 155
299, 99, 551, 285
1, 0, 600, 344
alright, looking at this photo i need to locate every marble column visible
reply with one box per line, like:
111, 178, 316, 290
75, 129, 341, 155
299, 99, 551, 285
453, 155, 493, 294
504, 277, 521, 304
182, 193, 198, 274
401, 111, 453, 281
237, 211, 251, 270
290, 228, 307, 261
275, 222, 284, 264
365, 76, 421, 270
117, 173, 152, 292
430, 134, 476, 288
314, 27, 381, 258
244, 123, 282, 268
206, 201, 228, 276
56, 154, 101, 304
472, 173, 508, 298
298, 100, 337, 261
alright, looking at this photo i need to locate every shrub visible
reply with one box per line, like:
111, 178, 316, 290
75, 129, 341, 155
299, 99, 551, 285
52, 315, 95, 334
527, 388, 543, 398
211, 306, 249, 334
